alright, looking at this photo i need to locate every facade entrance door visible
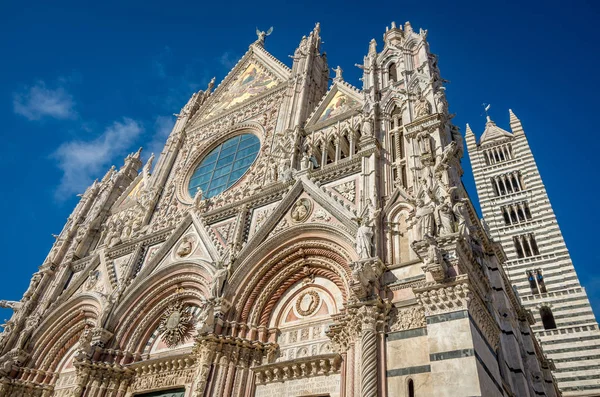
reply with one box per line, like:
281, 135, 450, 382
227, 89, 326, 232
135, 388, 186, 397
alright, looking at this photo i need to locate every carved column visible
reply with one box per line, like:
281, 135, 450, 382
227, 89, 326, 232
213, 353, 228, 397
191, 339, 217, 397
222, 347, 239, 397
70, 365, 90, 397
115, 377, 129, 397
358, 307, 378, 397
232, 348, 252, 397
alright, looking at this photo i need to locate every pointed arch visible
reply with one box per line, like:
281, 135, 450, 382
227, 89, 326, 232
26, 294, 102, 374
110, 262, 213, 356
388, 62, 398, 83
385, 201, 415, 265
224, 225, 356, 341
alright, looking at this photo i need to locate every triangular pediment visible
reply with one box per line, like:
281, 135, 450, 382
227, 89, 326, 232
192, 45, 291, 123
131, 214, 221, 283
479, 120, 513, 144
306, 82, 363, 130
237, 176, 358, 266
206, 216, 238, 256
323, 175, 360, 212
266, 192, 348, 240
112, 175, 145, 213
149, 225, 213, 276
63, 255, 113, 300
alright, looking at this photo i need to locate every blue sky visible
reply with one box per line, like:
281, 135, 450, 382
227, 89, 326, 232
1, 0, 599, 324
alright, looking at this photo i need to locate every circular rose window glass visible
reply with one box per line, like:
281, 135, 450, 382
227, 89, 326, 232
188, 134, 260, 199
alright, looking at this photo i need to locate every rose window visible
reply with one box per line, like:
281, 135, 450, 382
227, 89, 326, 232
188, 133, 260, 199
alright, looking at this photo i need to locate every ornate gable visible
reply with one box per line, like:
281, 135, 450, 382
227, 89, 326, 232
238, 177, 358, 265
305, 82, 363, 130
192, 46, 291, 124
148, 221, 217, 277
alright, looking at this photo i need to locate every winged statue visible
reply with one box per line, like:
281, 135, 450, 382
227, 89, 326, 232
255, 26, 274, 46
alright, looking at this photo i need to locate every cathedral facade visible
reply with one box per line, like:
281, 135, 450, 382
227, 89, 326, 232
0, 23, 560, 397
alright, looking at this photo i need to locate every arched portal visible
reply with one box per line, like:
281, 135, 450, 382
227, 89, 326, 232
208, 226, 358, 397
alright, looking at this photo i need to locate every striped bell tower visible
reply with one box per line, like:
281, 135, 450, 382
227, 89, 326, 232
466, 109, 600, 396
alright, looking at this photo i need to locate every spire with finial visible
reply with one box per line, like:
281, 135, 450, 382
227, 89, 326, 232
368, 38, 377, 55
509, 109, 524, 135
465, 123, 477, 149
384, 21, 403, 46
102, 165, 116, 182
465, 123, 474, 137
478, 105, 514, 144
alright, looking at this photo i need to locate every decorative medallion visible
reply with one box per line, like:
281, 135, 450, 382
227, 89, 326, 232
295, 290, 320, 317
176, 235, 195, 258
291, 198, 313, 223
158, 302, 194, 348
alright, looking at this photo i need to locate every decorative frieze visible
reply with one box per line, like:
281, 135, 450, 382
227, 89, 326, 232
388, 305, 426, 332
129, 357, 195, 394
415, 279, 470, 317
254, 353, 342, 384
415, 278, 500, 349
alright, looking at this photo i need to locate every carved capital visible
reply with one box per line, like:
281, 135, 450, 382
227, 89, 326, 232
415, 280, 471, 317
388, 305, 426, 332
90, 327, 113, 348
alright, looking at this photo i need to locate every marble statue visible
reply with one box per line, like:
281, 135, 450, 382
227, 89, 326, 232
211, 263, 229, 298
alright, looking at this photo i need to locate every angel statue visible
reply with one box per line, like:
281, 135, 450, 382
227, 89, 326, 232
255, 27, 273, 46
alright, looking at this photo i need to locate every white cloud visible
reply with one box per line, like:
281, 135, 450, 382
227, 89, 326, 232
51, 118, 143, 200
13, 81, 76, 121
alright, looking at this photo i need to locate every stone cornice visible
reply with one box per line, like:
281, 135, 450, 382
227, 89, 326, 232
253, 353, 342, 384
404, 113, 443, 138
308, 155, 362, 187
201, 180, 293, 225
105, 227, 174, 259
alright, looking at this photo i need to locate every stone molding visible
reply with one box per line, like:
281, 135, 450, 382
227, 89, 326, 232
253, 353, 342, 384
415, 278, 500, 349
128, 356, 195, 395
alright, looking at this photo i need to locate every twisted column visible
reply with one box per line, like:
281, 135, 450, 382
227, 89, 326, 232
360, 327, 377, 397
359, 307, 378, 397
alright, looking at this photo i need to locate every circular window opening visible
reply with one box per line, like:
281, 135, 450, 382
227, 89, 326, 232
188, 133, 260, 199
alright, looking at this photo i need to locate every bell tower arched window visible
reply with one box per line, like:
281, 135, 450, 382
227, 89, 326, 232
540, 306, 557, 330
408, 378, 415, 397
